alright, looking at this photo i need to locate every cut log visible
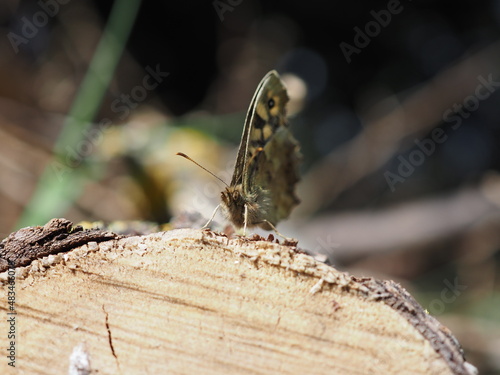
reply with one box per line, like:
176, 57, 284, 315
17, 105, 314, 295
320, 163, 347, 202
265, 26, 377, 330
0, 220, 477, 374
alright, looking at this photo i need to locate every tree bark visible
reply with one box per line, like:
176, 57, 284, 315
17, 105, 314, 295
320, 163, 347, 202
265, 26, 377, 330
0, 219, 477, 375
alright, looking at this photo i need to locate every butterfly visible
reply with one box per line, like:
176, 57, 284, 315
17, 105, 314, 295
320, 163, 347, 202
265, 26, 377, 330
178, 70, 301, 236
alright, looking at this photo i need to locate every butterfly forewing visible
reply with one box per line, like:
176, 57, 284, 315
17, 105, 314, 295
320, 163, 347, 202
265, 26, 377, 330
230, 71, 276, 188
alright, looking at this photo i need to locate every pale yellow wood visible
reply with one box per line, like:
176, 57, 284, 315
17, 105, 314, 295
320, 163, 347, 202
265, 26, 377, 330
0, 229, 466, 374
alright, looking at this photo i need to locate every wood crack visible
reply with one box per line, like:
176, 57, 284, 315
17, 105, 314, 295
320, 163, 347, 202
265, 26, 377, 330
102, 305, 120, 372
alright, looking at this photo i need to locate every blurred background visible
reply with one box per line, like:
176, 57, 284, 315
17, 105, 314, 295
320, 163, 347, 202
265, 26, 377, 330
0, 0, 499, 372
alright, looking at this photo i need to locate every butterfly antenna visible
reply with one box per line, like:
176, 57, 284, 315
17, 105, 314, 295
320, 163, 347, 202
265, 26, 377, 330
176, 152, 229, 187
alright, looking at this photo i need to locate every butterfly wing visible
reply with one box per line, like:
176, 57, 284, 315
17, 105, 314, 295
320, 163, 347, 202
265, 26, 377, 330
252, 124, 301, 225
241, 71, 301, 225
229, 71, 277, 188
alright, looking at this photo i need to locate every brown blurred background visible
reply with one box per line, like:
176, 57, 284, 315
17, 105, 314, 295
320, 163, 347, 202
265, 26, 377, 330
0, 0, 499, 372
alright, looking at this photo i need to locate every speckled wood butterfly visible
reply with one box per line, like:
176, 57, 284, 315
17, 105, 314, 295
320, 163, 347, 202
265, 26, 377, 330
178, 70, 301, 235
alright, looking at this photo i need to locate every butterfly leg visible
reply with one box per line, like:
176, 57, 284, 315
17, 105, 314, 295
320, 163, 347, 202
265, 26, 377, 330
202, 204, 221, 229
260, 220, 295, 242
243, 204, 249, 236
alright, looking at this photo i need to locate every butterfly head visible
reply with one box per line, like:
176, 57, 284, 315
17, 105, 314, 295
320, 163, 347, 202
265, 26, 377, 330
221, 185, 246, 228
221, 185, 243, 205
221, 184, 272, 229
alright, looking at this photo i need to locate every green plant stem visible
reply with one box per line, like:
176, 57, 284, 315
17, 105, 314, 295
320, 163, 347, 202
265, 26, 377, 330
16, 0, 142, 229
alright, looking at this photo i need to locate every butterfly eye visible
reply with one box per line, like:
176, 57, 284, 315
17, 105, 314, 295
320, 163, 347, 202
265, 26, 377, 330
268, 98, 275, 109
